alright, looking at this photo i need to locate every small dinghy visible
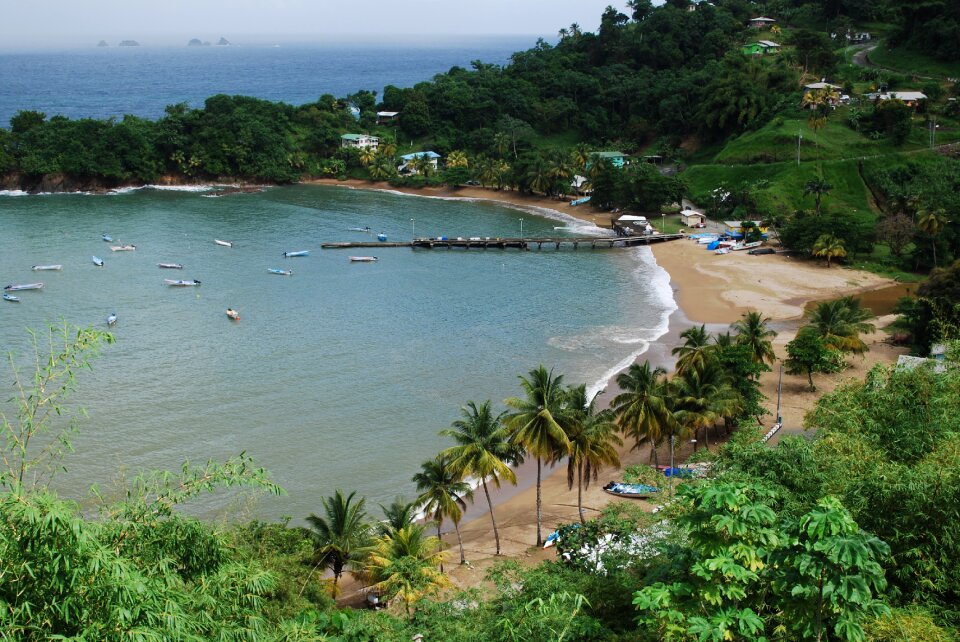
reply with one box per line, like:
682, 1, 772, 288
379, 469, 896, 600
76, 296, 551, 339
4, 282, 43, 291
157, 262, 183, 269
349, 256, 378, 262
348, 226, 372, 232
164, 279, 201, 286
92, 256, 104, 266
102, 233, 113, 242
3, 293, 20, 302
110, 244, 136, 252
602, 482, 660, 499
107, 312, 117, 326
377, 233, 387, 242
32, 264, 62, 271
267, 268, 293, 275
215, 239, 233, 247
714, 247, 731, 255
731, 241, 763, 251
226, 308, 240, 321
283, 250, 309, 258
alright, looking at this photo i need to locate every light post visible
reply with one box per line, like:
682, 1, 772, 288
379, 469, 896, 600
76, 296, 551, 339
662, 212, 666, 234
410, 218, 415, 241
669, 433, 675, 498
797, 122, 802, 166
519, 218, 524, 239
775, 363, 783, 424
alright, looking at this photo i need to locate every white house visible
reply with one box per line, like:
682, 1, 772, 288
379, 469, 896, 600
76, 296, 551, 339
681, 211, 706, 227
865, 91, 928, 107
804, 82, 840, 91
340, 134, 380, 151
398, 151, 441, 174
748, 16, 776, 28
376, 111, 400, 124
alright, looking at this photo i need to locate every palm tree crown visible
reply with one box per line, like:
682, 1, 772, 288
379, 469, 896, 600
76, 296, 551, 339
731, 310, 778, 367
306, 489, 370, 586
412, 455, 473, 566
565, 384, 622, 524
611, 361, 675, 464
360, 524, 449, 619
805, 296, 875, 353
671, 324, 712, 375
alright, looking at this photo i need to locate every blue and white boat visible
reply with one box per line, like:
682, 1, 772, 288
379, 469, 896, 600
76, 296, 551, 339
107, 312, 117, 326
102, 233, 113, 242
268, 268, 293, 275
602, 482, 659, 499
92, 256, 104, 266
3, 293, 20, 302
376, 233, 387, 242
283, 250, 309, 258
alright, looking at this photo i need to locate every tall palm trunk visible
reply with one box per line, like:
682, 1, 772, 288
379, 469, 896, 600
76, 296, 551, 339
454, 521, 466, 564
535, 457, 543, 547
436, 519, 444, 573
649, 441, 659, 465
577, 464, 586, 525
482, 479, 502, 555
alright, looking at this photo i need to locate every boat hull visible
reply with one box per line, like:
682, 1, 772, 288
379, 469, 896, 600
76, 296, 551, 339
3, 293, 20, 302
32, 265, 62, 271
164, 279, 201, 286
226, 309, 240, 320
158, 263, 183, 269
283, 250, 309, 257
92, 256, 104, 266
349, 256, 378, 262
267, 268, 293, 275
4, 283, 43, 291
215, 239, 233, 247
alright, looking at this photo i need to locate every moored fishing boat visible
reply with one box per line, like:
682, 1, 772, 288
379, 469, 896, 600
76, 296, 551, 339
110, 244, 136, 251
107, 312, 117, 326
92, 256, 104, 266
376, 233, 387, 242
267, 268, 293, 275
349, 256, 378, 262
4, 282, 43, 291
215, 239, 233, 247
164, 279, 201, 286
158, 262, 183, 269
102, 233, 113, 242
226, 308, 240, 320
32, 264, 62, 271
348, 226, 371, 232
3, 293, 20, 302
283, 250, 309, 258
602, 482, 660, 499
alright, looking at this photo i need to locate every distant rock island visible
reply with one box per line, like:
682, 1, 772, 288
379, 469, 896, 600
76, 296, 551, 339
97, 40, 108, 47
217, 37, 230, 46
118, 40, 140, 47
187, 37, 230, 47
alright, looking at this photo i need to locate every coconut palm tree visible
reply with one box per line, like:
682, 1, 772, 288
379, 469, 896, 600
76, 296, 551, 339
731, 310, 778, 367
916, 206, 949, 267
806, 296, 875, 354
358, 146, 377, 167
671, 324, 712, 375
360, 524, 449, 620
525, 156, 553, 196
412, 455, 473, 567
812, 233, 847, 268
571, 143, 592, 172
493, 132, 511, 159
504, 366, 572, 547
611, 361, 675, 464
803, 177, 833, 216
377, 497, 416, 536
306, 489, 370, 588
440, 400, 521, 556
564, 384, 622, 524
670, 360, 741, 451
446, 150, 469, 168
368, 151, 396, 181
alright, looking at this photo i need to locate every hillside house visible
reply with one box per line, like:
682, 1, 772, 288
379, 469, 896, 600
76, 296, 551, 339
748, 16, 776, 28
398, 151, 441, 174
376, 111, 400, 124
724, 220, 768, 236
340, 134, 380, 151
865, 91, 927, 107
742, 40, 780, 55
588, 151, 628, 168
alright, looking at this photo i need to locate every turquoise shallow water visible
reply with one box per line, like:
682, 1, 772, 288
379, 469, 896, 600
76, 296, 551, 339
0, 185, 675, 520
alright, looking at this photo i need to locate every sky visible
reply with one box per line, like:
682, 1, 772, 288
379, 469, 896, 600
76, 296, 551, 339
0, 0, 625, 48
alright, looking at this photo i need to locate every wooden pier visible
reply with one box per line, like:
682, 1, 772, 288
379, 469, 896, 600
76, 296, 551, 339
321, 233, 684, 250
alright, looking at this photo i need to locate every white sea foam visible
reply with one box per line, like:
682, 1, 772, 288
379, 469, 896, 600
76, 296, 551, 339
0, 190, 29, 197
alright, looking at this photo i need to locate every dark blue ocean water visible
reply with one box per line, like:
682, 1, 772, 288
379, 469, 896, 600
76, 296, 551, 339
0, 38, 533, 127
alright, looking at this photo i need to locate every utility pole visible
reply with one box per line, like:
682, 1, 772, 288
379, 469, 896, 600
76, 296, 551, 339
775, 363, 783, 424
797, 123, 802, 166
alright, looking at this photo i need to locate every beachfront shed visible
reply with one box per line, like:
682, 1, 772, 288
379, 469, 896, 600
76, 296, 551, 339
724, 220, 767, 236
340, 134, 380, 150
681, 211, 706, 227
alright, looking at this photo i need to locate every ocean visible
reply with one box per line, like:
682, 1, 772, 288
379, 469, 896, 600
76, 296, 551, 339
0, 38, 534, 126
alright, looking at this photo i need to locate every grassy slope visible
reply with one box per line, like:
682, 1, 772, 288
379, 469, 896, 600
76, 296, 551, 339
868, 44, 960, 79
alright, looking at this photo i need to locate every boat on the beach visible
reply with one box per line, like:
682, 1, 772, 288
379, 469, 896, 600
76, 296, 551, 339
215, 239, 233, 247
102, 234, 113, 242
714, 247, 731, 255
92, 256, 104, 266
349, 256, 378, 262
4, 282, 43, 291
110, 244, 136, 252
348, 226, 372, 232
569, 196, 592, 206
283, 250, 309, 258
107, 312, 117, 326
543, 531, 560, 549
730, 241, 763, 251
164, 279, 201, 286
3, 293, 20, 302
602, 482, 660, 499
158, 262, 183, 269
32, 264, 62, 271
268, 268, 293, 275
696, 235, 720, 245
226, 308, 240, 320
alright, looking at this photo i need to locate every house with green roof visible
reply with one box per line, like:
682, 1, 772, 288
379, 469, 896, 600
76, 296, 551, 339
340, 133, 380, 151
588, 151, 628, 168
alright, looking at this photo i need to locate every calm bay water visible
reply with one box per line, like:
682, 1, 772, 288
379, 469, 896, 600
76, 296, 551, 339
0, 185, 674, 521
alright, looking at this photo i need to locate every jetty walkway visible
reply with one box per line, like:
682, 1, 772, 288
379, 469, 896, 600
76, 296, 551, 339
321, 233, 684, 250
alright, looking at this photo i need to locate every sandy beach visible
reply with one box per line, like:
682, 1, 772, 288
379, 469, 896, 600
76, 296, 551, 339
315, 180, 909, 600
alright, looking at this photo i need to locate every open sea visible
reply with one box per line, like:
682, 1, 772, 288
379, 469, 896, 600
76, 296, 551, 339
0, 43, 677, 522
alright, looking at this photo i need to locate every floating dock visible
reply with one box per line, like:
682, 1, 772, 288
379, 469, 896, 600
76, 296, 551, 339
321, 233, 684, 250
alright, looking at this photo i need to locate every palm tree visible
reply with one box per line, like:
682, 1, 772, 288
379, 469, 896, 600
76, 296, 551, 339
565, 385, 622, 524
916, 206, 949, 267
360, 524, 449, 620
493, 132, 511, 159
306, 489, 370, 588
525, 156, 553, 196
670, 360, 741, 451
368, 151, 396, 181
446, 150, 469, 168
377, 497, 416, 537
358, 146, 377, 166
440, 400, 521, 556
803, 177, 833, 216
812, 233, 847, 268
546, 149, 574, 184
611, 361, 674, 464
571, 143, 591, 172
671, 324, 712, 375
731, 310, 778, 367
412, 455, 473, 567
806, 296, 875, 354
504, 366, 572, 547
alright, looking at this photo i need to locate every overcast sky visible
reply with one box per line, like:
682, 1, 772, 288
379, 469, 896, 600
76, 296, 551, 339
0, 0, 625, 48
